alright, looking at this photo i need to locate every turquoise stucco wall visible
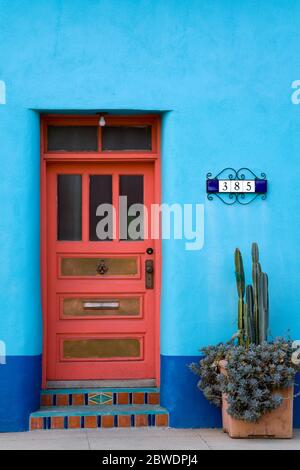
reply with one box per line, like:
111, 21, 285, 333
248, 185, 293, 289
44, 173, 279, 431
1, 0, 300, 429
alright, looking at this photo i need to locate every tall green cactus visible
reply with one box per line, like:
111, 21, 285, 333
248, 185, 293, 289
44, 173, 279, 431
246, 285, 256, 345
234, 248, 245, 345
234, 243, 269, 346
258, 272, 269, 343
251, 242, 261, 343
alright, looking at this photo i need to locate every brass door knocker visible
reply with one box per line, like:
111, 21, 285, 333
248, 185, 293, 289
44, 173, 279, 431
96, 259, 108, 275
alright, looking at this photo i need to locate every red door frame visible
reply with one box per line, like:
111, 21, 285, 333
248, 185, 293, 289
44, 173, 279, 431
40, 114, 161, 387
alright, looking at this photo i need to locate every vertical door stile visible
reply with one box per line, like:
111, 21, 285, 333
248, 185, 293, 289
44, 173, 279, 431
82, 172, 89, 243
144, 167, 150, 241
113, 172, 119, 244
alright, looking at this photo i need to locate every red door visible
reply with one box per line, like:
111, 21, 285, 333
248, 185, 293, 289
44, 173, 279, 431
46, 161, 158, 381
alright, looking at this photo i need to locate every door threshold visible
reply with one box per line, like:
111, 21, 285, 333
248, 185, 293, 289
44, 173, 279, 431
46, 379, 157, 389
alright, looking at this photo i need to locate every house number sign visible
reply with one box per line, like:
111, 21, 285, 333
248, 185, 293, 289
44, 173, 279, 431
206, 168, 267, 205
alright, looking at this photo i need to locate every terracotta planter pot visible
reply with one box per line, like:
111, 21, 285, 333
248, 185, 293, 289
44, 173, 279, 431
219, 360, 293, 438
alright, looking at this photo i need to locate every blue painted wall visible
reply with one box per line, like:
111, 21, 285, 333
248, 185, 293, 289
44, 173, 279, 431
0, 0, 300, 430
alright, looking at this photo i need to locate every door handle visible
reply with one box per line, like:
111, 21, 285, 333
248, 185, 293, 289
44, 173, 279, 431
145, 259, 154, 289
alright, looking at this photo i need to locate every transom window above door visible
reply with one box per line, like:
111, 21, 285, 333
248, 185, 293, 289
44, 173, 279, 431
43, 116, 159, 155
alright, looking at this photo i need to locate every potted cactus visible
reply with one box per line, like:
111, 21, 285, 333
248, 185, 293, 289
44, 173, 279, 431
190, 243, 299, 438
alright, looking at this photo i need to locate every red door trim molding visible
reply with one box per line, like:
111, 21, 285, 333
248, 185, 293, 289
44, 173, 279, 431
40, 114, 161, 387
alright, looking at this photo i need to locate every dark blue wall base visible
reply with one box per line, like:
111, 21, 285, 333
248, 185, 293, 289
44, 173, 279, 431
160, 355, 300, 428
293, 375, 300, 428
0, 355, 41, 432
0, 355, 298, 431
160, 355, 222, 428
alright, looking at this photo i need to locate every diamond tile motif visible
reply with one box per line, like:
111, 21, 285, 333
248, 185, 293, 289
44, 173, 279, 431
88, 392, 113, 405
40, 388, 159, 408
32, 389, 167, 430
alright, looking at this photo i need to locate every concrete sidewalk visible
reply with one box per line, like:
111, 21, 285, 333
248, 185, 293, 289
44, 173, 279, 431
0, 428, 300, 450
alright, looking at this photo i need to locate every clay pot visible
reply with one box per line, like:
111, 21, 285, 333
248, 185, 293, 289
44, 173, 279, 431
219, 360, 293, 438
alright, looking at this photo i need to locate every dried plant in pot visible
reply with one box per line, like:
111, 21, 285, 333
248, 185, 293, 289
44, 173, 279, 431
189, 243, 300, 438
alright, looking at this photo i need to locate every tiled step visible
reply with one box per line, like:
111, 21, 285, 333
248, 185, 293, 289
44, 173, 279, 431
30, 405, 169, 430
41, 388, 160, 407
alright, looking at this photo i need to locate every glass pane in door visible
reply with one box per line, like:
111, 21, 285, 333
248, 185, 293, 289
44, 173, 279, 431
57, 175, 82, 240
89, 175, 113, 241
119, 175, 144, 240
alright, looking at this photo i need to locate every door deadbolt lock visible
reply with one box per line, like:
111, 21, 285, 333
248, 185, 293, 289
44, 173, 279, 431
146, 264, 153, 274
145, 259, 154, 289
146, 247, 154, 255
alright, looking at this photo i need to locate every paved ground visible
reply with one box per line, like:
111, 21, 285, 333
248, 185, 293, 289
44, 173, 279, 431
0, 428, 300, 450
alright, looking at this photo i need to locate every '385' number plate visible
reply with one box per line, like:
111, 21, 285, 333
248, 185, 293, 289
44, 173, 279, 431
219, 180, 255, 193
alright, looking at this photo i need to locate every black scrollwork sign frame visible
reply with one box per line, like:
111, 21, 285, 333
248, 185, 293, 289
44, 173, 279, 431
206, 167, 267, 205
